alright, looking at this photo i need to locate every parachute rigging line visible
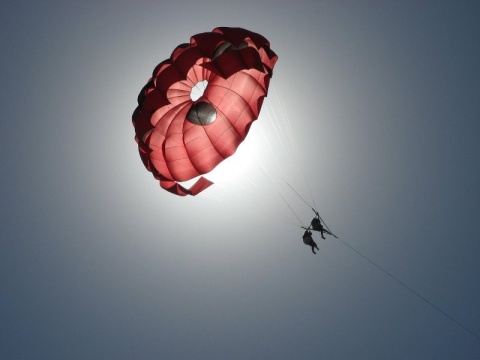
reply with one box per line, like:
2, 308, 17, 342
286, 181, 313, 209
268, 86, 317, 209
336, 238, 480, 342
254, 160, 305, 228
278, 191, 305, 228
285, 181, 336, 236
221, 176, 302, 228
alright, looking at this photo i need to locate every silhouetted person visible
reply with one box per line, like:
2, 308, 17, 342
303, 230, 319, 254
311, 212, 332, 239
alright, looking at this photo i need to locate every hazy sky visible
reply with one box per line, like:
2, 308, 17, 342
2, 1, 480, 359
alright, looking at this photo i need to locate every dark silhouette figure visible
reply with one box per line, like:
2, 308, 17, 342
311, 212, 332, 239
302, 230, 319, 254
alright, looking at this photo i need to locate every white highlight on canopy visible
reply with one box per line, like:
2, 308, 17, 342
190, 80, 208, 101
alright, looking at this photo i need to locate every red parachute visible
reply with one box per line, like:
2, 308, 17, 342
132, 27, 278, 196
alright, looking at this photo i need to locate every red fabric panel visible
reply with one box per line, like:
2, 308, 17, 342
189, 177, 214, 196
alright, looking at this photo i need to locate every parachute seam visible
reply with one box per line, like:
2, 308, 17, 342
208, 73, 262, 139
160, 62, 213, 177
152, 100, 189, 134
207, 93, 243, 142
186, 104, 240, 170
181, 107, 225, 176
162, 102, 200, 180
199, 69, 266, 159
211, 70, 264, 117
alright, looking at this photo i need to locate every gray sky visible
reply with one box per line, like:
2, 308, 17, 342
2, 1, 480, 359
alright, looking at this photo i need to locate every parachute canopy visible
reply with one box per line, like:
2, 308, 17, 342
132, 27, 278, 196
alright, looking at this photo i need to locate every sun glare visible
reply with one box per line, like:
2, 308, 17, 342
180, 95, 306, 221
180, 120, 267, 190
